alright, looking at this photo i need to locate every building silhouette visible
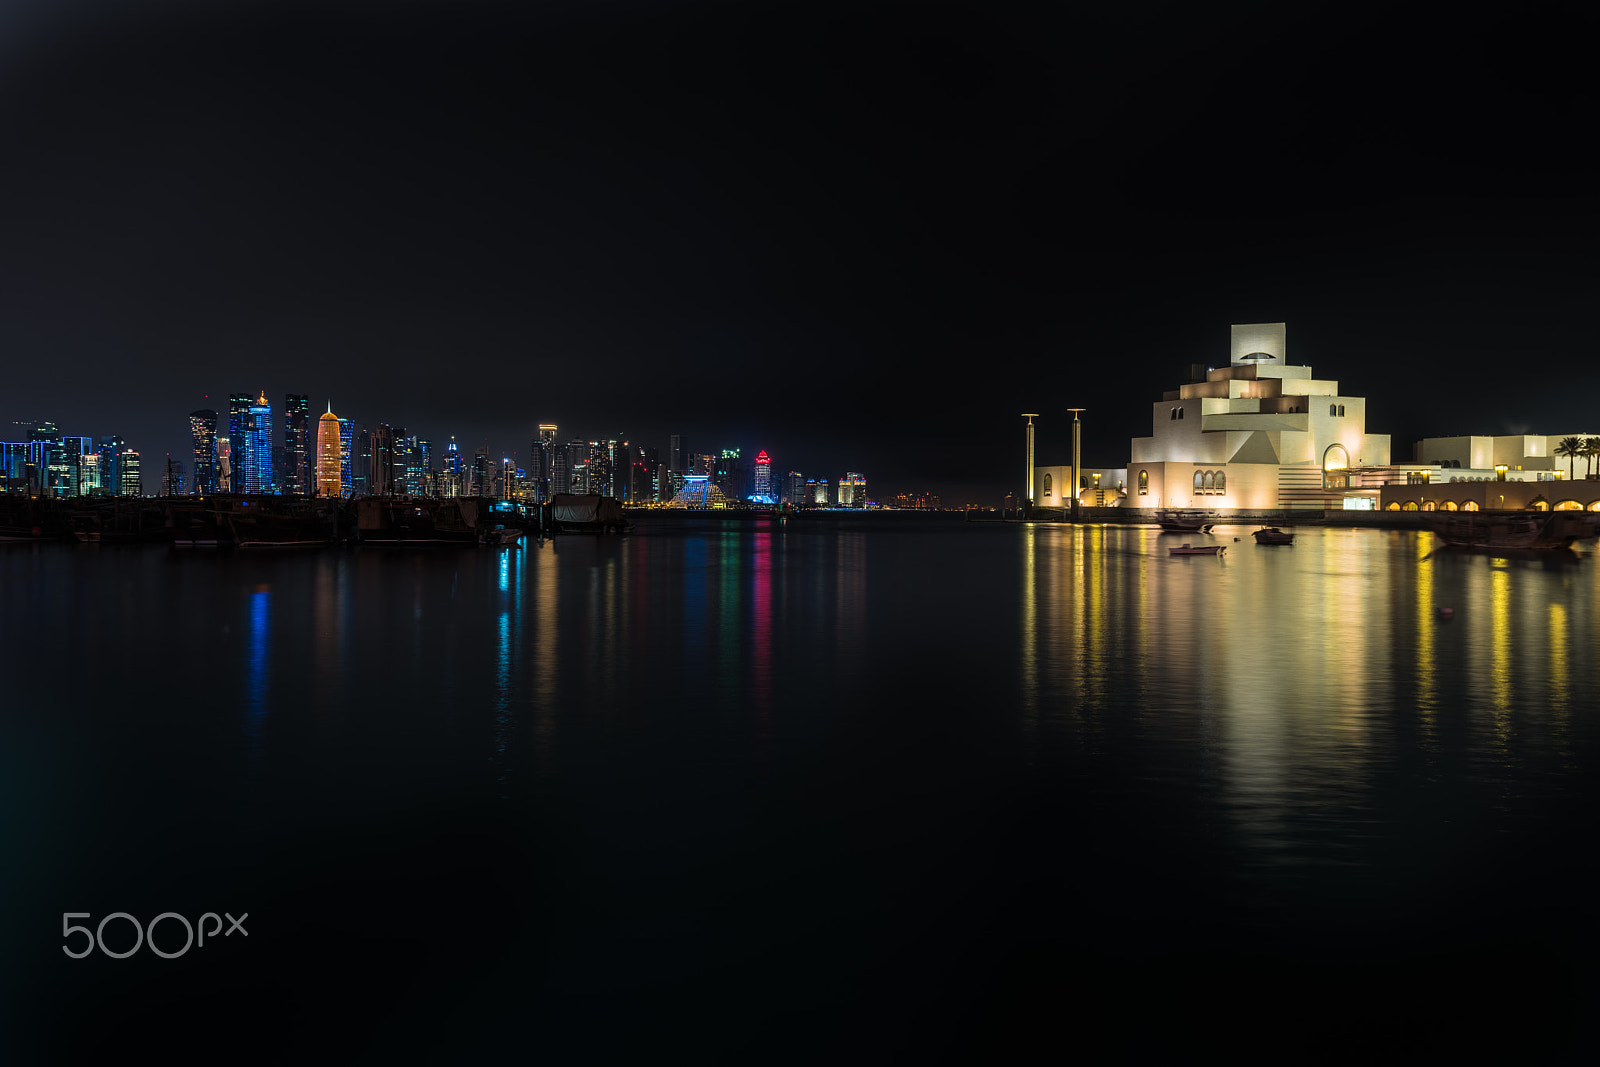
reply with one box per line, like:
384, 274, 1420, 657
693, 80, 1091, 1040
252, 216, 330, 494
188, 410, 217, 493
282, 393, 310, 495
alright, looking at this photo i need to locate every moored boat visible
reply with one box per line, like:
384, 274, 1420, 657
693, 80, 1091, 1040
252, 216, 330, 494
1154, 510, 1216, 533
356, 498, 481, 546
478, 526, 524, 547
1252, 526, 1294, 545
1427, 511, 1600, 552
1168, 542, 1224, 556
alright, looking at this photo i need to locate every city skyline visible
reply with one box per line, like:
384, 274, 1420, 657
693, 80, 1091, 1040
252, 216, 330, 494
2, 4, 1595, 502
4, 405, 899, 506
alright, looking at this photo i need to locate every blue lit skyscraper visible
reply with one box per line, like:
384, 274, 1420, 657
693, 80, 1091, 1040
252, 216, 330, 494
338, 416, 354, 495
242, 391, 274, 493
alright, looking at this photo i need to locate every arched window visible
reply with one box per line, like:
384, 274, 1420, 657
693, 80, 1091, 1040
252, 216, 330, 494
1170, 409, 1177, 420
1203, 471, 1214, 492
1138, 469, 1148, 495
1463, 500, 1481, 511
1402, 501, 1419, 511
1323, 443, 1350, 490
1215, 470, 1226, 494
1330, 404, 1338, 416
1442, 500, 1458, 511
1193, 470, 1205, 493
1588, 501, 1600, 512
1338, 405, 1346, 417
1422, 501, 1436, 511
1179, 407, 1185, 419
1385, 501, 1401, 511
1555, 499, 1583, 511
1043, 473, 1052, 497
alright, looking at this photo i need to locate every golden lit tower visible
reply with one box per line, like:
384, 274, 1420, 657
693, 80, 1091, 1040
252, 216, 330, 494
315, 402, 343, 497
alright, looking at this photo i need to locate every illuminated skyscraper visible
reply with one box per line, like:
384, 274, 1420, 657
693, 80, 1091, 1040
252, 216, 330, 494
783, 471, 804, 505
216, 437, 233, 491
588, 441, 613, 497
98, 436, 126, 497
227, 394, 251, 450
839, 472, 867, 507
532, 424, 557, 501
753, 450, 772, 502
565, 440, 588, 493
241, 391, 274, 493
188, 410, 217, 493
315, 403, 343, 497
119, 450, 141, 497
283, 393, 310, 494
338, 417, 354, 495
471, 446, 490, 496
443, 436, 462, 497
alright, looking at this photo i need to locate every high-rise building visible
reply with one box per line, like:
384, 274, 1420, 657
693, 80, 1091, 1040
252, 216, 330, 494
161, 456, 186, 497
338, 417, 354, 496
352, 425, 371, 497
532, 424, 558, 501
188, 410, 217, 494
25, 421, 63, 498
227, 394, 251, 451
216, 436, 233, 491
442, 436, 462, 497
119, 450, 141, 497
78, 451, 101, 495
1, 442, 30, 494
394, 434, 427, 496
565, 440, 589, 494
370, 424, 396, 496
809, 478, 830, 504
588, 441, 613, 498
839, 472, 867, 507
282, 393, 310, 495
669, 434, 685, 473
315, 403, 343, 497
753, 450, 772, 502
57, 436, 93, 497
715, 449, 748, 501
98, 436, 127, 497
783, 471, 805, 505
241, 391, 274, 493
471, 446, 491, 497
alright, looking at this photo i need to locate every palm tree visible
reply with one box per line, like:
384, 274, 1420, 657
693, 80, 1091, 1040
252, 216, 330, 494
1555, 437, 1584, 480
1584, 438, 1600, 479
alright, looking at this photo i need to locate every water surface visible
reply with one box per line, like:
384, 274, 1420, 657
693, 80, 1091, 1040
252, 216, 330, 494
5, 518, 1597, 1062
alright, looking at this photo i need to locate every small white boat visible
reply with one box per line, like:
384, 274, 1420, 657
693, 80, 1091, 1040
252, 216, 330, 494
1168, 543, 1224, 556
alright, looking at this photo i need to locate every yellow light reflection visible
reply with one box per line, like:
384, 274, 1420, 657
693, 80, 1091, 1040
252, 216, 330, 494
1413, 532, 1435, 735
1489, 564, 1512, 746
1548, 600, 1568, 713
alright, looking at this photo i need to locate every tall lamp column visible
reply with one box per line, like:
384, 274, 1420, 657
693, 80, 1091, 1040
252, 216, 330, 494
1021, 414, 1039, 518
1068, 408, 1085, 521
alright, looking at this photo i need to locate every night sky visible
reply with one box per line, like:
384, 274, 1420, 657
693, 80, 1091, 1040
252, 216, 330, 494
3, 1, 1596, 502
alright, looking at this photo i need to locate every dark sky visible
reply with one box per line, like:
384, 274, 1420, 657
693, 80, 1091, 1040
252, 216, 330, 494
3, 1, 1596, 502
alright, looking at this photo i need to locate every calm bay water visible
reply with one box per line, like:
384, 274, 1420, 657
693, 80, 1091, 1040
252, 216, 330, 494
5, 517, 1599, 1062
